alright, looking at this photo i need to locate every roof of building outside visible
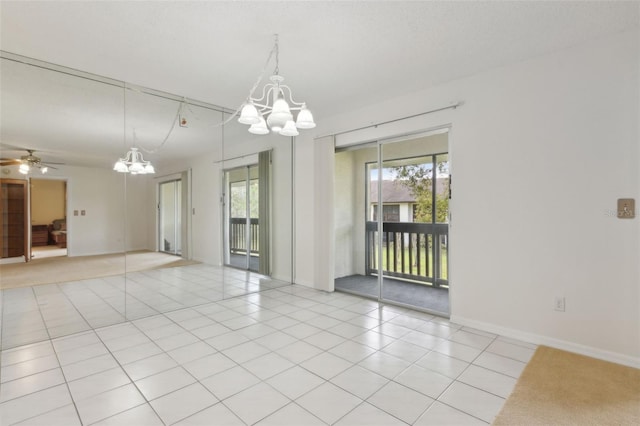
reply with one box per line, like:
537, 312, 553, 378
370, 179, 449, 203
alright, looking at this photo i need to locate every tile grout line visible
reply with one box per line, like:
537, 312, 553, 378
21, 284, 85, 426
2, 276, 535, 426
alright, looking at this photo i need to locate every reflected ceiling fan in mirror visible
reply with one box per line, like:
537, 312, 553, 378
0, 148, 65, 174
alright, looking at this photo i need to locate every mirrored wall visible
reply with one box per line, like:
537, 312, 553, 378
0, 52, 294, 350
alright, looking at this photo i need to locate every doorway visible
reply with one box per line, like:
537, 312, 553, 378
158, 179, 182, 256
334, 130, 450, 315
30, 178, 68, 259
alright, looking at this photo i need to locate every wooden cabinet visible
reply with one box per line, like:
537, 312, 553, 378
1, 179, 28, 259
32, 224, 48, 246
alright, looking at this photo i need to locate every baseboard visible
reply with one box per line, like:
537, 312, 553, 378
70, 249, 121, 257
292, 278, 321, 290
450, 315, 640, 369
0, 256, 25, 264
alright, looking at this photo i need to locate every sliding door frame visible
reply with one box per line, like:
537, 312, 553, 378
334, 125, 452, 316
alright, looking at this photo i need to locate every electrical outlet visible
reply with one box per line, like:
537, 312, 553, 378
554, 296, 565, 312
617, 198, 635, 219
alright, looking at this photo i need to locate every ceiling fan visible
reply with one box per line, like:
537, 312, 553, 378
0, 149, 64, 174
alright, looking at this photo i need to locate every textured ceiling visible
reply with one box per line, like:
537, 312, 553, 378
1, 1, 638, 168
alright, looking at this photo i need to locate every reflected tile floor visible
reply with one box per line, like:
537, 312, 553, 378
0, 283, 537, 425
0, 265, 287, 349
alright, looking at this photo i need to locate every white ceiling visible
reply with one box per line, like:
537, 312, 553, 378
1, 1, 638, 168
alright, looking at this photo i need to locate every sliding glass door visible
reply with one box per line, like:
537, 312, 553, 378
223, 150, 273, 275
159, 179, 182, 256
334, 130, 450, 315
379, 140, 449, 314
225, 166, 257, 271
333, 143, 380, 298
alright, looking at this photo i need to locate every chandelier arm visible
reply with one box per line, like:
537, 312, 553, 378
250, 82, 274, 105
254, 106, 272, 116
254, 86, 278, 113
278, 85, 306, 108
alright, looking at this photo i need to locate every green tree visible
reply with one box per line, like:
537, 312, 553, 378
392, 161, 449, 223
230, 179, 259, 218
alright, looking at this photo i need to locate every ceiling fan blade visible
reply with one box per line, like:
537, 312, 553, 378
41, 164, 58, 170
0, 159, 21, 166
0, 144, 28, 151
42, 161, 65, 165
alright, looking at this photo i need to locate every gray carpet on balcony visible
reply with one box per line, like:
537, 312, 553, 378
335, 274, 449, 315
228, 253, 260, 271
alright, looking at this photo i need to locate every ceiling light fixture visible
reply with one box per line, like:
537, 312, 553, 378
238, 34, 315, 136
114, 86, 156, 176
13, 150, 52, 174
113, 147, 155, 174
18, 164, 48, 175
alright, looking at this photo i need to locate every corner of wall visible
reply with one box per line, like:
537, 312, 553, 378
451, 315, 640, 369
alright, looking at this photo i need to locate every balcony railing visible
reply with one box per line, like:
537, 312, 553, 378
229, 217, 259, 255
366, 221, 448, 287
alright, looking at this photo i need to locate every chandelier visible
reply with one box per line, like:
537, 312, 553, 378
238, 34, 316, 136
113, 147, 155, 174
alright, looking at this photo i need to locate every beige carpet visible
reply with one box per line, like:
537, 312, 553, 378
493, 345, 640, 425
0, 250, 199, 289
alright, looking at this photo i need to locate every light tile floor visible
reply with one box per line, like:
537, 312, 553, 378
0, 271, 537, 425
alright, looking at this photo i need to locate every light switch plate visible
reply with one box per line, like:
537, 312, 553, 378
617, 198, 635, 219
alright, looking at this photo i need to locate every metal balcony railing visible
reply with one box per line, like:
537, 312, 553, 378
229, 217, 259, 255
366, 221, 448, 287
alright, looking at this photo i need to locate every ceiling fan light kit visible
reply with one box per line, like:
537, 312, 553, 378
0, 149, 58, 174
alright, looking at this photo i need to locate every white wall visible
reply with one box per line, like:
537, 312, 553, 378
22, 165, 149, 257
190, 153, 221, 265
292, 135, 316, 287
298, 29, 640, 366
124, 173, 152, 252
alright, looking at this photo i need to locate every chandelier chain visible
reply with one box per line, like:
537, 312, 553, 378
140, 32, 281, 149
274, 34, 280, 76
137, 101, 182, 155
123, 33, 290, 160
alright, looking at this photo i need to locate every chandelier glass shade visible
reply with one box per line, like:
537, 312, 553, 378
113, 147, 155, 175
238, 35, 315, 136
